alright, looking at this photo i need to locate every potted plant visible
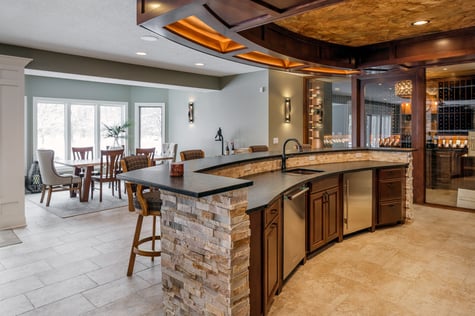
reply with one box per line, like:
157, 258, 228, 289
103, 121, 131, 148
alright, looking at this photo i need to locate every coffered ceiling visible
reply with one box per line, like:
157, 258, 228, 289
275, 0, 475, 47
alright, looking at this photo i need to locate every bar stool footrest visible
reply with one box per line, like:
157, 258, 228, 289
133, 235, 161, 257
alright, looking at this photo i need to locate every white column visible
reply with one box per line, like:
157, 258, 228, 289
0, 54, 32, 230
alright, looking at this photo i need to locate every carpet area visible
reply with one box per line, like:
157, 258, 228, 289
0, 229, 22, 248
26, 190, 128, 218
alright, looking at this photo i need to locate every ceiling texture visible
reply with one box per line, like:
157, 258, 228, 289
138, 0, 475, 76
274, 0, 475, 47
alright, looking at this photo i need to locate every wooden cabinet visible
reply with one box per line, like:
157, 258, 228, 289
249, 198, 282, 316
377, 168, 405, 225
263, 199, 281, 314
308, 176, 341, 253
426, 148, 467, 188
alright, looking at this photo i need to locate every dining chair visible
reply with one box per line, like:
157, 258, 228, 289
121, 155, 161, 276
91, 148, 124, 202
249, 145, 269, 152
162, 143, 178, 162
179, 149, 205, 161
36, 149, 82, 206
72, 146, 95, 177
135, 147, 155, 160
136, 147, 156, 168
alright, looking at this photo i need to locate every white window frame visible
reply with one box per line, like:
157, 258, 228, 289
134, 102, 166, 151
33, 97, 128, 160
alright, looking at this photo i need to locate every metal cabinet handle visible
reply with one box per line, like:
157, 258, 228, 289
344, 179, 349, 228
286, 186, 309, 200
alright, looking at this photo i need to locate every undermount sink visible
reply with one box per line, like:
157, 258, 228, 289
284, 168, 324, 175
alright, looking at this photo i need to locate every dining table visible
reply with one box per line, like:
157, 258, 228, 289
55, 155, 174, 202
54, 158, 101, 202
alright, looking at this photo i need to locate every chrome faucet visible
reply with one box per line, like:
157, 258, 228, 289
282, 138, 303, 171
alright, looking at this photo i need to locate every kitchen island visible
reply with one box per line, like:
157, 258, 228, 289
118, 147, 413, 315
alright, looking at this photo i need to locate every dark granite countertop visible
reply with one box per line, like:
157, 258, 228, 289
118, 148, 409, 213
243, 160, 408, 212
117, 163, 253, 198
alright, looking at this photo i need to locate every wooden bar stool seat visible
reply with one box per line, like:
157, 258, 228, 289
121, 155, 161, 276
128, 185, 162, 275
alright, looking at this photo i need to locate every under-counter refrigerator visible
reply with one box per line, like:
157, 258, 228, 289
343, 170, 373, 235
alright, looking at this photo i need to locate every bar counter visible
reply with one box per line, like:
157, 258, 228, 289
117, 147, 414, 315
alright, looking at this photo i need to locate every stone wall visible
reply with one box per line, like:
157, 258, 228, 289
160, 188, 250, 315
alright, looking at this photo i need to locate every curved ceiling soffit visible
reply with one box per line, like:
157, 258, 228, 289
138, 1, 360, 77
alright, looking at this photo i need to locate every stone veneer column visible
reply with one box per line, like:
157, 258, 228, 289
160, 188, 250, 315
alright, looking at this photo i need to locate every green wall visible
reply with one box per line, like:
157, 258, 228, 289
24, 75, 169, 166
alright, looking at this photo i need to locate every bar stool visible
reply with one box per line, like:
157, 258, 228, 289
121, 155, 162, 276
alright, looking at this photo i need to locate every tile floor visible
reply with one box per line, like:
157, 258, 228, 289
1, 201, 474, 315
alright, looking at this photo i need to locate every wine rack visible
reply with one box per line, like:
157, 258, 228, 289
307, 80, 324, 148
437, 78, 475, 135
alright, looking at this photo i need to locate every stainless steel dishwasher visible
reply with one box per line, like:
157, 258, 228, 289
283, 185, 309, 280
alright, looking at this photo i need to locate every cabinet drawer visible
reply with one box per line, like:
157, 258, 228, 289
378, 200, 402, 224
264, 199, 281, 227
379, 179, 402, 201
310, 176, 339, 193
379, 168, 404, 180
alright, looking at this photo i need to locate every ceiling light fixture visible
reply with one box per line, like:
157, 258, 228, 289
194, 62, 205, 66
395, 80, 412, 99
140, 35, 158, 42
136, 52, 147, 56
412, 20, 430, 26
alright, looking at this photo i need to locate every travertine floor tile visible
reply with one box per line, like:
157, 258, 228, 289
270, 205, 475, 316
26, 275, 97, 308
20, 294, 95, 316
1, 199, 474, 315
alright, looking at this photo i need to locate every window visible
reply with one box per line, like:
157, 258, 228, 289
34, 97, 127, 159
135, 103, 165, 153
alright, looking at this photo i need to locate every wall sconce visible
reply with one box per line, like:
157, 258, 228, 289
188, 102, 194, 123
284, 97, 291, 123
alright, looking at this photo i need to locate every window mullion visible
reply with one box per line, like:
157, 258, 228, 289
65, 102, 71, 159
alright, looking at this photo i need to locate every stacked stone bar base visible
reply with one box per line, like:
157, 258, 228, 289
160, 188, 250, 315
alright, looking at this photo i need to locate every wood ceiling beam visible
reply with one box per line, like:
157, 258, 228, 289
356, 26, 475, 69
136, 1, 475, 73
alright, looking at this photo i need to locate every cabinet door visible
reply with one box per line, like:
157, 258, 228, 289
308, 191, 325, 252
249, 211, 262, 316
435, 151, 451, 186
264, 217, 280, 313
326, 187, 340, 242
378, 200, 402, 224
379, 179, 402, 201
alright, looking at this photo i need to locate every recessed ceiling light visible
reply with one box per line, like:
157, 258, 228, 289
140, 35, 158, 42
136, 52, 147, 56
412, 20, 430, 26
194, 62, 205, 67
443, 67, 448, 71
